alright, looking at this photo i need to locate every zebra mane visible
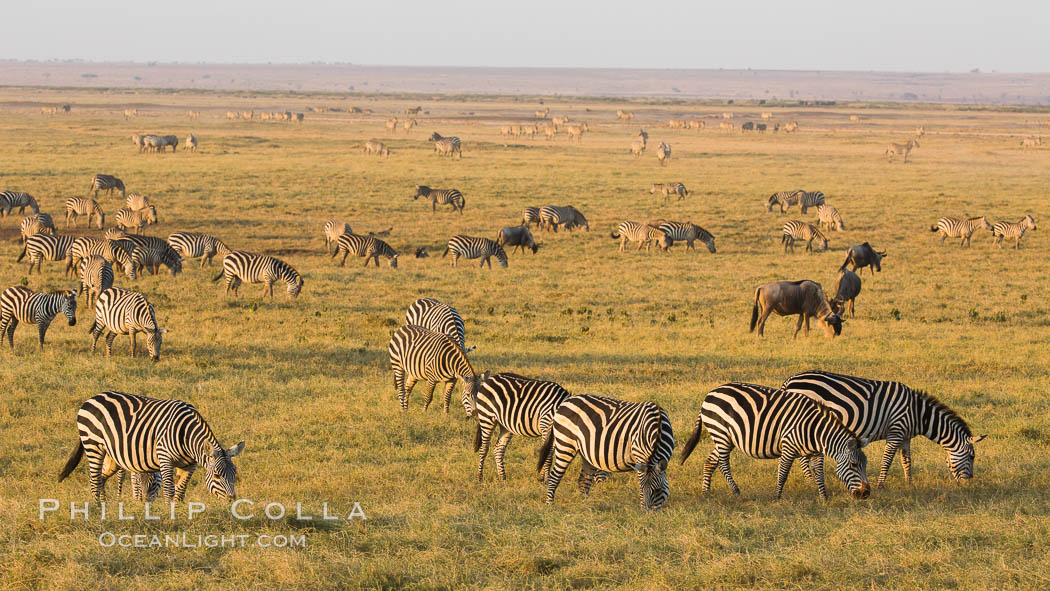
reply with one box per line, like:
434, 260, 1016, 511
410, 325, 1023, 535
914, 389, 972, 437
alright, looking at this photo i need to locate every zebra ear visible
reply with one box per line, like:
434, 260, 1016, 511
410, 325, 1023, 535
227, 441, 245, 457
157, 328, 168, 334
968, 435, 986, 444
858, 436, 871, 447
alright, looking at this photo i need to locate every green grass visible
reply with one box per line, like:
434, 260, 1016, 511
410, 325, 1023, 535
0, 88, 1048, 590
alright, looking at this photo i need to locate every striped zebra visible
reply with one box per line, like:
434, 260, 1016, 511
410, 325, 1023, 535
18, 233, 76, 275
333, 232, 399, 268
64, 197, 105, 229
930, 215, 992, 247
19, 213, 55, 243
616, 110, 634, 120
655, 142, 671, 166
78, 255, 114, 307
991, 215, 1037, 249
413, 185, 465, 214
114, 206, 158, 233
474, 373, 572, 482
167, 231, 232, 266
58, 391, 244, 502
122, 234, 182, 277
679, 382, 870, 501
0, 191, 40, 216
430, 132, 462, 157
521, 206, 541, 227
782, 370, 985, 485
404, 297, 472, 353
213, 251, 303, 299
796, 191, 825, 214
364, 139, 389, 157
630, 130, 647, 156
88, 287, 167, 360
387, 324, 486, 415
90, 174, 126, 198
611, 220, 670, 252
102, 453, 160, 502
443, 235, 508, 268
536, 394, 674, 510
651, 220, 716, 253
0, 286, 77, 350
816, 203, 845, 231
69, 236, 136, 279
650, 182, 688, 201
538, 205, 589, 232
886, 138, 919, 162
766, 190, 802, 213
323, 220, 352, 253
186, 134, 198, 152
781, 220, 828, 252
126, 193, 152, 210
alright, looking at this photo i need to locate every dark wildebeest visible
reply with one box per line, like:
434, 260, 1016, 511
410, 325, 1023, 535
496, 225, 539, 254
840, 242, 886, 276
829, 269, 861, 318
756, 123, 767, 132
414, 247, 429, 258
741, 121, 755, 132
750, 280, 842, 338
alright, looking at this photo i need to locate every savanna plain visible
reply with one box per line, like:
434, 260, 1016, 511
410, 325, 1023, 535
1, 88, 1049, 590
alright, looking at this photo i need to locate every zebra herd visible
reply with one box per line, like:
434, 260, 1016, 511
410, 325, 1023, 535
932, 214, 1037, 249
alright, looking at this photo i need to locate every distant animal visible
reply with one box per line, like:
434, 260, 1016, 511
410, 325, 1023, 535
144, 135, 178, 153
443, 235, 508, 268
69, 237, 135, 279
226, 111, 238, 120
850, 115, 860, 122
630, 130, 648, 156
131, 134, 147, 152
722, 112, 733, 119
213, 252, 303, 299
829, 269, 861, 318
294, 113, 304, 123
404, 297, 471, 353
405, 106, 423, 116
552, 116, 569, 126
520, 123, 537, 139
931, 216, 992, 247
127, 237, 182, 278
750, 280, 842, 338
496, 226, 539, 254
535, 107, 550, 119
796, 191, 826, 214
333, 233, 399, 269
782, 121, 799, 133
719, 121, 735, 132
167, 232, 232, 267
781, 220, 828, 253
886, 138, 920, 162
687, 120, 704, 131
186, 134, 198, 152
430, 132, 462, 157
611, 221, 670, 252
650, 182, 688, 201
1021, 137, 1041, 150
741, 121, 755, 132
18, 233, 76, 275
88, 287, 166, 360
41, 106, 58, 116
655, 142, 671, 166
114, 206, 158, 233
64, 197, 105, 229
991, 215, 1037, 249
90, 174, 126, 198
566, 123, 588, 141
364, 139, 390, 158
543, 124, 557, 140
19, 213, 55, 243
385, 117, 398, 132
123, 109, 138, 119
521, 206, 541, 227
78, 255, 114, 308
616, 110, 634, 120
668, 119, 686, 129
538, 205, 589, 232
916, 126, 926, 136
414, 247, 429, 258
756, 123, 767, 132
651, 220, 715, 253
322, 220, 352, 253
761, 112, 773, 120
241, 111, 253, 120
402, 119, 418, 133
0, 191, 40, 216
816, 203, 845, 231
413, 185, 464, 214
188, 111, 200, 120
0, 286, 77, 350
839, 242, 886, 276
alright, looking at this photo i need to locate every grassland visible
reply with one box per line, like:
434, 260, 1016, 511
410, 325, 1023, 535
0, 88, 1048, 590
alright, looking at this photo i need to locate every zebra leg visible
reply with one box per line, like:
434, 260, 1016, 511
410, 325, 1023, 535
577, 461, 601, 495
421, 380, 437, 411
174, 466, 195, 502
158, 457, 177, 501
544, 442, 577, 505
475, 419, 495, 482
774, 451, 799, 500
85, 447, 107, 503
440, 380, 456, 413
493, 430, 513, 481
129, 329, 138, 357
393, 369, 408, 411
899, 440, 913, 483
36, 318, 52, 350
713, 446, 740, 495
105, 332, 117, 357
810, 455, 829, 500
89, 322, 102, 353
265, 280, 274, 298
877, 438, 901, 487
799, 455, 814, 482
4, 317, 17, 348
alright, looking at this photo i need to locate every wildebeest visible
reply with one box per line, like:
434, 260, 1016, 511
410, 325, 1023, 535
840, 242, 886, 276
756, 123, 767, 132
496, 226, 539, 254
829, 269, 861, 318
750, 280, 842, 338
414, 247, 429, 258
741, 121, 755, 132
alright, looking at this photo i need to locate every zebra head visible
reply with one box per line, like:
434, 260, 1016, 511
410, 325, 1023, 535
288, 276, 304, 299
1023, 214, 1037, 230
144, 206, 158, 225
831, 437, 870, 499
460, 371, 490, 418
95, 212, 106, 230
58, 289, 78, 326
494, 245, 508, 268
204, 440, 245, 501
145, 328, 166, 361
947, 434, 985, 479
412, 185, 428, 200
702, 235, 717, 254
766, 195, 779, 212
632, 407, 674, 511
388, 254, 399, 269
978, 216, 992, 231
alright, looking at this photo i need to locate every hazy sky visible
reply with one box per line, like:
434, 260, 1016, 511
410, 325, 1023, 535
4, 0, 1048, 72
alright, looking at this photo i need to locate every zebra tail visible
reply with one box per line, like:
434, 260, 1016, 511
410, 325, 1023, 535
211, 270, 225, 282
929, 225, 938, 232
441, 246, 449, 258
58, 440, 84, 482
536, 429, 555, 474
749, 290, 760, 332
610, 231, 620, 239
473, 422, 483, 453
16, 244, 26, 262
678, 416, 704, 465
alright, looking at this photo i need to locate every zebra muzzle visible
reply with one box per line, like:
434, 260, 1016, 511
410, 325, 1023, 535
851, 482, 870, 499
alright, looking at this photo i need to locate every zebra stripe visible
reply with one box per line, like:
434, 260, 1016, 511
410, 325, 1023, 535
443, 235, 507, 268
931, 216, 992, 247
816, 203, 845, 231
611, 220, 670, 252
64, 197, 105, 229
333, 233, 399, 268
538, 205, 589, 232
991, 215, 1036, 249
90, 174, 126, 198
78, 255, 114, 308
650, 182, 688, 201
679, 382, 870, 500
782, 370, 985, 484
886, 138, 920, 162
430, 132, 462, 157
126, 193, 152, 210
0, 286, 77, 350
69, 237, 136, 279
474, 373, 572, 482
213, 251, 303, 299
167, 232, 231, 267
652, 220, 716, 253
766, 190, 803, 213
536, 394, 674, 510
323, 220, 352, 253
387, 324, 482, 415
404, 298, 470, 352
655, 142, 671, 165
121, 234, 182, 277
58, 391, 244, 502
19, 213, 55, 243
0, 191, 40, 216
114, 206, 158, 233
18, 233, 76, 275
781, 220, 828, 252
521, 207, 541, 227
413, 185, 465, 214
88, 287, 166, 360
797, 191, 825, 214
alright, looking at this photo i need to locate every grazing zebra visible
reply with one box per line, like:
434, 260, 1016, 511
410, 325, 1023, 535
521, 123, 538, 139
719, 121, 735, 132
404, 297, 471, 353
443, 235, 508, 268
364, 139, 390, 157
782, 370, 985, 485
782, 121, 799, 133
322, 220, 352, 253
536, 394, 674, 510
78, 255, 114, 307
225, 111, 238, 120
535, 107, 550, 119
126, 193, 152, 211
651, 220, 716, 253
64, 197, 105, 229
886, 138, 920, 162
114, 206, 158, 233
679, 382, 870, 501
242, 111, 253, 120
543, 124, 557, 140
213, 251, 303, 299
521, 206, 541, 227
69, 236, 136, 279
19, 213, 55, 243
611, 221, 670, 252
474, 373, 572, 482
687, 120, 704, 131
538, 205, 589, 232
89, 287, 166, 360
333, 232, 399, 268
765, 190, 802, 214
385, 117, 398, 132
616, 110, 634, 120
796, 191, 825, 214
167, 231, 231, 267
650, 182, 688, 201
132, 134, 146, 152
668, 119, 686, 129
630, 130, 647, 156
387, 324, 486, 415
930, 216, 992, 247
782, 220, 828, 252
655, 142, 671, 166
123, 109, 138, 119
566, 123, 588, 142
991, 215, 1037, 249
413, 185, 465, 214
0, 191, 40, 216
121, 234, 182, 277
18, 233, 76, 275
186, 133, 198, 152
58, 391, 244, 502
90, 174, 126, 198
0, 286, 77, 350
429, 132, 462, 156
816, 203, 845, 231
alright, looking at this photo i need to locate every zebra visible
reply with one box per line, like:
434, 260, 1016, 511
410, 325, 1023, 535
767, 190, 803, 213
102, 452, 160, 502
132, 134, 147, 152
213, 251, 303, 299
443, 235, 507, 268
536, 394, 674, 510
78, 255, 114, 307
651, 220, 716, 253
538, 205, 589, 232
123, 109, 138, 119
90, 174, 126, 198
816, 203, 845, 231
782, 370, 985, 486
650, 182, 688, 201
114, 206, 158, 233
364, 139, 389, 157
566, 123, 588, 141
931, 216, 993, 247
333, 232, 399, 268
0, 286, 77, 350
186, 133, 198, 152
611, 220, 670, 252
0, 191, 40, 216
474, 372, 572, 482
616, 110, 634, 120
69, 236, 136, 279
413, 185, 465, 214
19, 213, 55, 243
18, 233, 76, 275
88, 287, 167, 360
322, 220, 352, 253
679, 382, 871, 501
430, 132, 462, 157
521, 206, 541, 227
58, 391, 244, 503
781, 220, 828, 252
630, 130, 647, 156
404, 297, 472, 353
121, 234, 182, 277
886, 138, 919, 162
126, 193, 152, 210
167, 231, 232, 266
991, 215, 1037, 249
387, 324, 486, 415
64, 197, 105, 229
796, 191, 826, 214
655, 142, 671, 166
